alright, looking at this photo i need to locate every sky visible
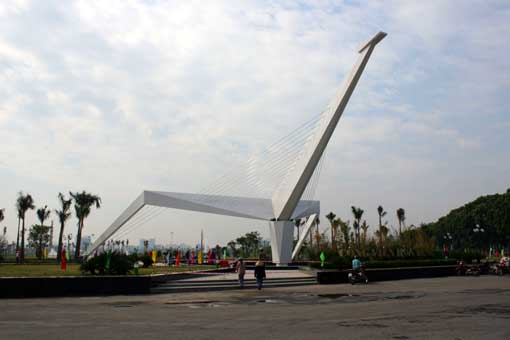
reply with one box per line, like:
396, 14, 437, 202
1, 0, 509, 248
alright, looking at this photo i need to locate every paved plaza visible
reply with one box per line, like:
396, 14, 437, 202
177, 268, 314, 281
1, 276, 510, 339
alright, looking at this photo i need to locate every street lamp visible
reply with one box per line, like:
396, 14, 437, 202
443, 232, 453, 258
444, 232, 453, 247
473, 224, 485, 233
473, 224, 485, 256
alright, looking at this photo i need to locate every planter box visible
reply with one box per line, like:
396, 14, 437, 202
317, 265, 456, 284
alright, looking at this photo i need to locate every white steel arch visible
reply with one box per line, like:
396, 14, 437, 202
87, 32, 387, 264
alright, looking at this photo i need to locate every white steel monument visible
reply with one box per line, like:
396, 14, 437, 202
87, 32, 387, 264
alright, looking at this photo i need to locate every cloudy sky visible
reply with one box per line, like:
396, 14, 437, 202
1, 0, 509, 248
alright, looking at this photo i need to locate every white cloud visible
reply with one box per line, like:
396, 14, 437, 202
0, 0, 508, 245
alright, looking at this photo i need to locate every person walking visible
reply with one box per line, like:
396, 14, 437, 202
236, 258, 246, 288
254, 259, 266, 290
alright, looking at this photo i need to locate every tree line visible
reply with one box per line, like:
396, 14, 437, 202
313, 205, 434, 259
422, 189, 510, 252
1, 191, 101, 262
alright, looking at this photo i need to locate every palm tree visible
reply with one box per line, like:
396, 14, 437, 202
0, 209, 4, 245
325, 212, 337, 251
360, 220, 369, 256
339, 219, 351, 255
16, 209, 21, 255
351, 206, 364, 248
309, 217, 314, 247
294, 218, 302, 241
377, 205, 387, 256
16, 192, 35, 262
381, 224, 390, 256
36, 206, 50, 258
36, 206, 50, 227
314, 217, 321, 251
70, 191, 101, 258
227, 240, 236, 257
55, 193, 72, 262
332, 218, 341, 252
396, 208, 406, 237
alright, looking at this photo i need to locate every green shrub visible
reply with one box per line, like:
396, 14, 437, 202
80, 251, 134, 275
310, 257, 457, 270
309, 250, 352, 270
81, 254, 105, 275
140, 254, 153, 268
448, 250, 482, 263
364, 258, 456, 268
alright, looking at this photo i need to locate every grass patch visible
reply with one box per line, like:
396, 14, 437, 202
139, 265, 219, 275
0, 264, 82, 277
0, 264, 219, 277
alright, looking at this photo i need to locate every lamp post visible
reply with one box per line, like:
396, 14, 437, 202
473, 224, 485, 256
443, 233, 452, 259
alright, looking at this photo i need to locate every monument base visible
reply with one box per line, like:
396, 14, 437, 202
268, 220, 294, 265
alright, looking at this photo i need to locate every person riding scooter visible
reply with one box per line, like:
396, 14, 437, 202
352, 256, 362, 272
349, 256, 368, 284
456, 260, 466, 276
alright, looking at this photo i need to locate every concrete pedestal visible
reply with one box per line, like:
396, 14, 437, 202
268, 220, 294, 265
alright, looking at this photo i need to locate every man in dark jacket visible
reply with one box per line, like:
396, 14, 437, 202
254, 260, 266, 290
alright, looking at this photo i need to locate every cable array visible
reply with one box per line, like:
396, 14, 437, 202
107, 106, 330, 243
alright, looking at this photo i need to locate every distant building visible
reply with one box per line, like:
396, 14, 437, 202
81, 235, 93, 253
139, 238, 156, 250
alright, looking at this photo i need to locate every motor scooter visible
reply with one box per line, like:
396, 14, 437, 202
465, 264, 480, 276
456, 261, 466, 276
348, 266, 368, 284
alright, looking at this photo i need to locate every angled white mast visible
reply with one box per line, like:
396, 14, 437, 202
271, 32, 387, 220
86, 32, 387, 264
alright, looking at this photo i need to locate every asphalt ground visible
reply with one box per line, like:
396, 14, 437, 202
1, 276, 509, 339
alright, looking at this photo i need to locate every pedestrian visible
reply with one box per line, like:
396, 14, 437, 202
236, 258, 246, 288
185, 249, 190, 265
254, 259, 266, 290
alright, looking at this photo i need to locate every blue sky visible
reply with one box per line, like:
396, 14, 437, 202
0, 1, 509, 247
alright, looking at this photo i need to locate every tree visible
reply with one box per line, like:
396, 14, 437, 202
28, 224, 50, 259
314, 217, 321, 251
0, 231, 7, 260
308, 217, 314, 247
396, 208, 406, 237
16, 192, 35, 262
338, 218, 351, 255
360, 220, 369, 255
36, 205, 51, 259
16, 209, 21, 255
234, 231, 262, 257
351, 206, 364, 248
36, 206, 50, 229
377, 205, 387, 256
332, 218, 341, 252
245, 231, 262, 257
70, 191, 101, 258
235, 236, 248, 257
325, 212, 337, 251
55, 193, 73, 263
294, 218, 302, 241
227, 240, 236, 257
0, 211, 5, 261
422, 189, 510, 251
